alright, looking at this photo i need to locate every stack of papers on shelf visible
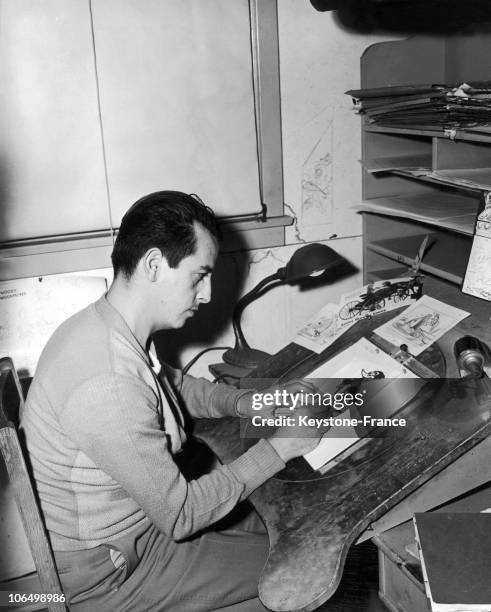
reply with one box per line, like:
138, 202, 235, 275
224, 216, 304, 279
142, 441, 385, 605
347, 81, 491, 130
413, 512, 491, 611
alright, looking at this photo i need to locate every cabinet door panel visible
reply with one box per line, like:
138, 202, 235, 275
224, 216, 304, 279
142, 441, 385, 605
0, 0, 109, 241
91, 0, 261, 222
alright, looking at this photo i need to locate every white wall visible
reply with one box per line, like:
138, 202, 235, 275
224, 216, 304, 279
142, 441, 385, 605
280, 2, 394, 243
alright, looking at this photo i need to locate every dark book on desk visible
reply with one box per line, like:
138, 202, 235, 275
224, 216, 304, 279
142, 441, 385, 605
413, 513, 491, 611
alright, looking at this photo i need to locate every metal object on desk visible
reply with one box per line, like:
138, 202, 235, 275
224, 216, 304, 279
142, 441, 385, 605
369, 333, 441, 379
454, 335, 488, 379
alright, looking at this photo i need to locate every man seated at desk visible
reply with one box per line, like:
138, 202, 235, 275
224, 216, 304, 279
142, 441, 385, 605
20, 191, 325, 612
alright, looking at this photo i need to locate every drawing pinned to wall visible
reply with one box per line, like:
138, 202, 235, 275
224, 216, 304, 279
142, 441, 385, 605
301, 121, 333, 225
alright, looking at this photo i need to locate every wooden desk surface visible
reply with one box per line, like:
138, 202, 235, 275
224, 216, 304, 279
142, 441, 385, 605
195, 310, 491, 612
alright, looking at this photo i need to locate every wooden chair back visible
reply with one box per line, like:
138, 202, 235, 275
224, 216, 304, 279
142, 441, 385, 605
0, 357, 66, 611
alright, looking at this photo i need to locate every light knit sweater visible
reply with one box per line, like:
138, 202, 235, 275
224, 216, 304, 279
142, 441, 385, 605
21, 296, 284, 551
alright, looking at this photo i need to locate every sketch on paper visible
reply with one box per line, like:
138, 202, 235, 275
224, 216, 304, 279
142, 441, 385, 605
293, 276, 423, 354
374, 295, 470, 356
463, 192, 491, 301
294, 303, 356, 353
301, 122, 333, 225
307, 337, 419, 380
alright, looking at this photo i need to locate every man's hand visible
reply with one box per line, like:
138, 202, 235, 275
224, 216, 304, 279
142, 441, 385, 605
236, 380, 330, 462
267, 405, 330, 462
236, 379, 319, 418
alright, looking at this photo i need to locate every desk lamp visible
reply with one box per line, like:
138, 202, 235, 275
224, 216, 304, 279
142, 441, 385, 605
222, 243, 348, 369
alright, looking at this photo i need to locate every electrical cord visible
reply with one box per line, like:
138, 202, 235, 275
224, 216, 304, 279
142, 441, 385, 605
182, 346, 231, 375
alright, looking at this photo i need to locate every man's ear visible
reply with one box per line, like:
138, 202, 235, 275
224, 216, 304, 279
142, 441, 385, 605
142, 248, 167, 281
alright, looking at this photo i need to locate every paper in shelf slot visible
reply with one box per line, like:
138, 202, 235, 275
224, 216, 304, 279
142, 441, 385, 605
463, 191, 491, 301
361, 155, 431, 174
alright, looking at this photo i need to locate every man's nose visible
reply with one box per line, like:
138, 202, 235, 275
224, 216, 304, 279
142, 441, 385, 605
197, 277, 212, 304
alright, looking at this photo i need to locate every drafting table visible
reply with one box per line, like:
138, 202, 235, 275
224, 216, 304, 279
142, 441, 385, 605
195, 309, 491, 612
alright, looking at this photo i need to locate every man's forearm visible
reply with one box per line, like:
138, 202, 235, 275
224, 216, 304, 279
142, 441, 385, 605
180, 373, 252, 418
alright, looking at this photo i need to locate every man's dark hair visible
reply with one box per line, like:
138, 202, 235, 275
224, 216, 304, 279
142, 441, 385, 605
111, 191, 221, 279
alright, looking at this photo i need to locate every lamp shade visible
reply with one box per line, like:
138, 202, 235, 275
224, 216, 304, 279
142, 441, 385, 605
281, 243, 346, 283
222, 242, 350, 369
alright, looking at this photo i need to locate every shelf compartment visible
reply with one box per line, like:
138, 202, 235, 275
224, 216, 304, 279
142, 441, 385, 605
366, 233, 471, 285
362, 154, 432, 174
433, 138, 491, 171
392, 168, 491, 194
365, 124, 491, 144
357, 193, 479, 235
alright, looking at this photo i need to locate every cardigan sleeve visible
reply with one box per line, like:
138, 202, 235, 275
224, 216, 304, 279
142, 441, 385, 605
161, 363, 252, 418
59, 372, 284, 541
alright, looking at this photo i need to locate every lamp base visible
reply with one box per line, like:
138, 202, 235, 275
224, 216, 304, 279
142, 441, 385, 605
222, 346, 272, 369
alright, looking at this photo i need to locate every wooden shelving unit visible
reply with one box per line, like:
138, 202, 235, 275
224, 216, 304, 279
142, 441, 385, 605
358, 35, 491, 360
360, 36, 491, 308
356, 42, 491, 612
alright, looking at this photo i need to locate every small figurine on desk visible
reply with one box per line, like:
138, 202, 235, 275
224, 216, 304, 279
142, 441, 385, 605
361, 368, 385, 379
339, 276, 424, 320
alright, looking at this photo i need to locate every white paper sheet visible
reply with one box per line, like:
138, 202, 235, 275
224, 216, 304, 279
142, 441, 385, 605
306, 337, 418, 380
463, 192, 491, 301
0, 275, 107, 376
304, 338, 418, 470
294, 303, 356, 353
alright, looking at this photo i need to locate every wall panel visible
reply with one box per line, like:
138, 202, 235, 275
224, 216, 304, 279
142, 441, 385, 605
0, 0, 109, 241
91, 0, 262, 222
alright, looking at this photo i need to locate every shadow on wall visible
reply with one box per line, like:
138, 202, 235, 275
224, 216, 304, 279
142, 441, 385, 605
153, 229, 251, 368
318, 0, 491, 34
154, 231, 359, 369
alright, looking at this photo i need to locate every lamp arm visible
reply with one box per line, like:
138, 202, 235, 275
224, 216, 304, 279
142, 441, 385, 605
232, 271, 282, 348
